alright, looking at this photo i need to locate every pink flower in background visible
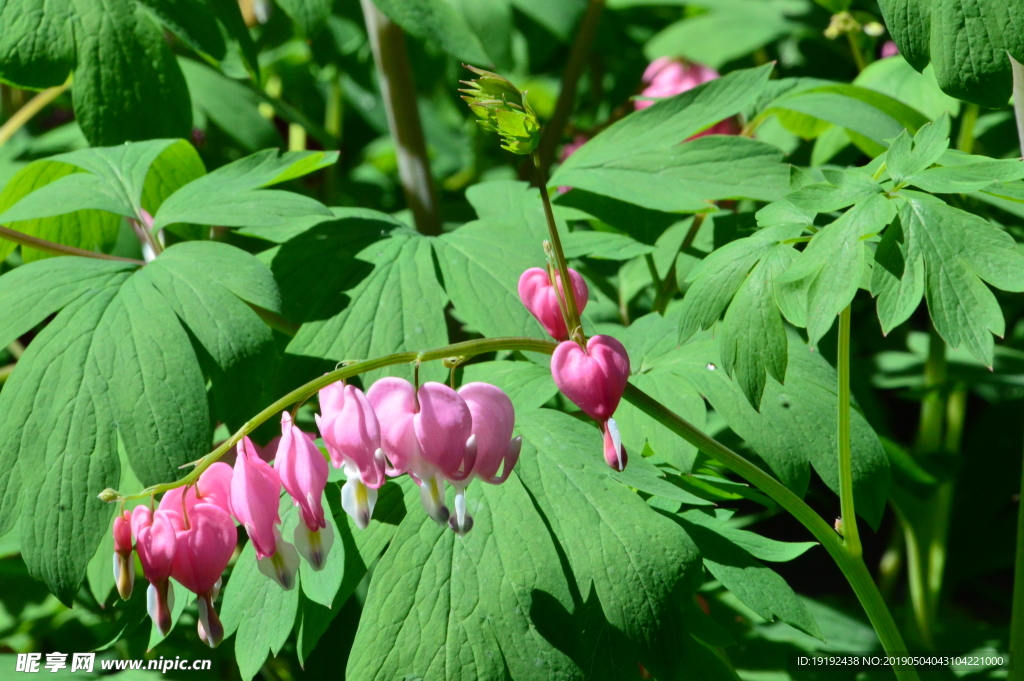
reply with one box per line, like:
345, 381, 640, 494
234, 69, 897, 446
158, 462, 233, 519
636, 58, 739, 136
881, 41, 899, 58
560, 135, 588, 162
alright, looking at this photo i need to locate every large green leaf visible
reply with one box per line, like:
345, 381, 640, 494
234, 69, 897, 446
644, 0, 802, 69
510, 0, 585, 40
678, 509, 821, 639
875, 192, 1024, 365
515, 409, 704, 680
152, 149, 337, 231
434, 182, 555, 342
879, 0, 1024, 107
221, 538, 301, 681
0, 243, 280, 603
659, 334, 890, 528
288, 233, 448, 383
0, 0, 243, 144
346, 473, 580, 680
276, 0, 331, 36
0, 140, 203, 260
370, 0, 492, 65
551, 65, 788, 212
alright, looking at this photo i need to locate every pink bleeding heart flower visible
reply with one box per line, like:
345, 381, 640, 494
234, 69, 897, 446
518, 267, 589, 341
170, 502, 237, 648
880, 40, 899, 58
275, 412, 333, 569
232, 437, 299, 590
551, 335, 631, 471
158, 462, 233, 519
449, 382, 522, 534
367, 378, 477, 525
131, 505, 179, 636
112, 510, 135, 601
316, 381, 387, 530
636, 58, 739, 136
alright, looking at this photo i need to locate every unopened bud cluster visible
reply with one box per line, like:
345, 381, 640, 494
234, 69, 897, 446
460, 65, 540, 155
111, 376, 521, 646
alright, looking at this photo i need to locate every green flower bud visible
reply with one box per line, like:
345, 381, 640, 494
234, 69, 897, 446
459, 65, 540, 155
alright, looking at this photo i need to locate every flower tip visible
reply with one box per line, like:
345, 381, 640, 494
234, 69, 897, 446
98, 488, 120, 503
603, 419, 628, 472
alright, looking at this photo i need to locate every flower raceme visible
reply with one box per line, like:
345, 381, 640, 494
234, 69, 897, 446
112, 376, 521, 643
518, 267, 589, 341
368, 378, 478, 526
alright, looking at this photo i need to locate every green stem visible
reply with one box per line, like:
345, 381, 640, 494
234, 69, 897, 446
846, 31, 866, 72
361, 0, 442, 236
0, 363, 14, 384
0, 225, 145, 265
1011, 58, 1024, 681
103, 337, 557, 501
534, 0, 605, 175
533, 154, 582, 337
0, 81, 70, 147
837, 305, 861, 556
625, 384, 918, 679
957, 103, 980, 154
1011, 448, 1024, 681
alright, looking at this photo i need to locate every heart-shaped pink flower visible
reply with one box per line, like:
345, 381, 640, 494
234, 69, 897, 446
518, 267, 589, 341
171, 502, 236, 647
550, 335, 630, 423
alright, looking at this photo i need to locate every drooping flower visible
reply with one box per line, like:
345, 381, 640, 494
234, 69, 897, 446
636, 58, 739, 136
448, 382, 522, 534
112, 510, 135, 601
231, 437, 297, 589
316, 382, 387, 530
131, 505, 178, 636
158, 462, 233, 518
518, 267, 589, 341
170, 503, 237, 648
275, 412, 333, 569
367, 378, 477, 525
551, 335, 631, 471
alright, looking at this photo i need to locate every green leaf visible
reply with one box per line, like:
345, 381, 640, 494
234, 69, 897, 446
551, 66, 788, 212
662, 334, 890, 528
783, 168, 883, 213
854, 57, 960, 121
370, 0, 492, 65
179, 58, 280, 152
554, 189, 685, 245
562, 230, 655, 260
0, 162, 122, 263
678, 224, 802, 344
434, 183, 552, 342
346, 473, 579, 680
886, 115, 951, 183
278, 500, 344, 608
779, 194, 896, 346
276, 0, 331, 36
288, 233, 448, 384
611, 312, 708, 471
764, 84, 929, 156
515, 409, 703, 679
879, 0, 1024, 107
140, 241, 279, 428
678, 511, 822, 639
460, 360, 559, 414
719, 245, 795, 409
152, 149, 337, 231
644, 0, 799, 69
679, 509, 816, 563
221, 539, 300, 681
510, 0, 585, 40
886, 193, 1024, 364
